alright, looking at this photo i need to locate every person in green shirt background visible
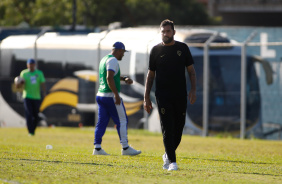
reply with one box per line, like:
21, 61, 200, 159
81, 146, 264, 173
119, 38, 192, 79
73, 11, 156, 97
16, 58, 46, 136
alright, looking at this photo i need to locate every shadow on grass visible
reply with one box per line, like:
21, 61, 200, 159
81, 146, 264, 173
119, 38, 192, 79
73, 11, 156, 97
183, 156, 273, 165
6, 155, 273, 166
180, 157, 282, 177
2, 157, 281, 177
1, 158, 113, 167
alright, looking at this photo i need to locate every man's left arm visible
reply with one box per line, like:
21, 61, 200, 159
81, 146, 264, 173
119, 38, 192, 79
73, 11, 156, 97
120, 76, 133, 85
40, 72, 47, 98
41, 82, 47, 98
186, 65, 197, 104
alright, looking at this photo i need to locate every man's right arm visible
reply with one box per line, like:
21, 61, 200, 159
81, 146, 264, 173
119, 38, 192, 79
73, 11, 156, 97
143, 70, 155, 113
16, 73, 25, 89
15, 81, 24, 89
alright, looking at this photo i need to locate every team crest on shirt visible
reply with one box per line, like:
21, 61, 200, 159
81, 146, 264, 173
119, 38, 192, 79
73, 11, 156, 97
161, 108, 165, 114
177, 50, 182, 56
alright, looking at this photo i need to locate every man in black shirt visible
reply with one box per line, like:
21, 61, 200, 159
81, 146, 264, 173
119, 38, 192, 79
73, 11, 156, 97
144, 19, 197, 171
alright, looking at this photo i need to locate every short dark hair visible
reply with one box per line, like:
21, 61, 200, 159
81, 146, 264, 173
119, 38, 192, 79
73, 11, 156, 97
160, 19, 174, 30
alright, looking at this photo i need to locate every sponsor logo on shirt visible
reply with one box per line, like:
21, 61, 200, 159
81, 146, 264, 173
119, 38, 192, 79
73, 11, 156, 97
30, 75, 38, 84
161, 108, 165, 114
177, 50, 182, 56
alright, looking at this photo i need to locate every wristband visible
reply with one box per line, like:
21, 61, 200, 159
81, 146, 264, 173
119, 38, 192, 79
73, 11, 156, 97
122, 76, 128, 81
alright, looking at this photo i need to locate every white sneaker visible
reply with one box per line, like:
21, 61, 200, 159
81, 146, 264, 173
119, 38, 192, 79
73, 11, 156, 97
93, 148, 110, 155
168, 162, 178, 171
162, 153, 169, 170
121, 146, 141, 156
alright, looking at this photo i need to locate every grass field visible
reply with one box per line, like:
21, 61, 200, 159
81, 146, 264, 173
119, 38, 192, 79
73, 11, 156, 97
0, 127, 281, 184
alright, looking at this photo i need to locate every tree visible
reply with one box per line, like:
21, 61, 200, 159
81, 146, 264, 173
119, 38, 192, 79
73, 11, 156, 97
0, 0, 36, 26
162, 0, 210, 25
80, 0, 125, 27
124, 0, 210, 25
0, 0, 74, 27
125, 0, 170, 25
0, 0, 211, 28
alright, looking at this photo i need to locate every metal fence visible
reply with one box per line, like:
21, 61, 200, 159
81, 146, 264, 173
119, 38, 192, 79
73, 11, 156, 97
188, 27, 282, 139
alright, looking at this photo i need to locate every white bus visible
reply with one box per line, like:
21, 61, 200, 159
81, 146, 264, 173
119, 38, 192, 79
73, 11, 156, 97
0, 27, 272, 137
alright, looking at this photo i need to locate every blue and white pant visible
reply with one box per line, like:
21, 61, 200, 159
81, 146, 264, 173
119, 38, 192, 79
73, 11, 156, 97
94, 96, 129, 148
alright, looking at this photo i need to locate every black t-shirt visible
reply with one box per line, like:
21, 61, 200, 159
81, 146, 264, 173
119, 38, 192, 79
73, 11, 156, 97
149, 41, 194, 99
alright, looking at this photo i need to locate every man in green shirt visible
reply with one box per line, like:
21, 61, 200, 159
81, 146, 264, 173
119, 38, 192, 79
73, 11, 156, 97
93, 42, 141, 156
16, 58, 46, 136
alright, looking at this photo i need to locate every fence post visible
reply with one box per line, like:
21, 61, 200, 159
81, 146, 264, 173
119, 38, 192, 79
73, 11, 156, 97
95, 30, 110, 125
34, 28, 49, 61
240, 31, 257, 139
202, 32, 218, 137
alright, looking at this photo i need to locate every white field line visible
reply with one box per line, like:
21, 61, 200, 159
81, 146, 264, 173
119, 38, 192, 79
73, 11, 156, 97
0, 178, 21, 184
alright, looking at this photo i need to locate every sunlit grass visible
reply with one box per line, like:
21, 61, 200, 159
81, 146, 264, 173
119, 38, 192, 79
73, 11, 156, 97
0, 127, 281, 184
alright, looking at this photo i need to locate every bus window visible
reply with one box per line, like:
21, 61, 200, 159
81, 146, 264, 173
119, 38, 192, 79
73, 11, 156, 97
10, 58, 27, 77
38, 61, 64, 78
188, 55, 260, 132
65, 63, 93, 77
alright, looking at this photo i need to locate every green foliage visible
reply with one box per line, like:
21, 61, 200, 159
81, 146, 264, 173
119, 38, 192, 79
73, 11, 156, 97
164, 0, 210, 25
125, 0, 170, 25
33, 0, 73, 26
0, 0, 211, 27
0, 0, 35, 26
0, 0, 73, 27
0, 127, 281, 184
79, 0, 125, 27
